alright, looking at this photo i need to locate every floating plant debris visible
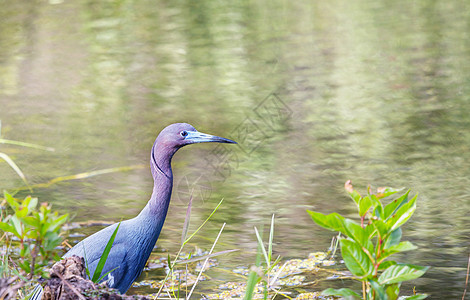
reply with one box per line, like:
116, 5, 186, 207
132, 249, 343, 299
132, 270, 205, 291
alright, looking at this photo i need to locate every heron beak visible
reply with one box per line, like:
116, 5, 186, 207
186, 131, 237, 144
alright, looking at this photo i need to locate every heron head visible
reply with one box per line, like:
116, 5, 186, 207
156, 123, 236, 153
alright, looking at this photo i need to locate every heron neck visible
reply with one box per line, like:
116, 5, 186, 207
140, 142, 176, 219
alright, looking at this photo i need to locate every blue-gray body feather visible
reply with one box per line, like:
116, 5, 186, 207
64, 207, 166, 293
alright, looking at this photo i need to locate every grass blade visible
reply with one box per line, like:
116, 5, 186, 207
175, 249, 239, 264
82, 244, 91, 279
14, 165, 145, 191
156, 198, 225, 299
0, 152, 30, 189
187, 222, 226, 299
97, 267, 119, 283
46, 166, 144, 184
245, 270, 258, 300
269, 261, 287, 286
254, 227, 269, 266
245, 237, 263, 300
183, 198, 224, 245
181, 193, 193, 245
0, 139, 55, 152
92, 222, 121, 282
463, 253, 470, 300
268, 214, 275, 262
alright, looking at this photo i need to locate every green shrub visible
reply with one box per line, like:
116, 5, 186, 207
307, 181, 428, 300
0, 191, 68, 278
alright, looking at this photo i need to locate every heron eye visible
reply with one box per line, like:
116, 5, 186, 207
180, 131, 188, 138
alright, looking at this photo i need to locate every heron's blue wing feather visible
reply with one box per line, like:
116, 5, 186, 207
64, 220, 159, 293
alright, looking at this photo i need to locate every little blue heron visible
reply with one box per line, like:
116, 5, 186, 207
31, 123, 236, 298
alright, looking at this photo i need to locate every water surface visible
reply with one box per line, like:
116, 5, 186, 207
1, 0, 470, 298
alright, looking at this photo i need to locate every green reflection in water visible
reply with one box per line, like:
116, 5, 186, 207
1, 0, 470, 297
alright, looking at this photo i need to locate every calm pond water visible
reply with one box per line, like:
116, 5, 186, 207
1, 0, 470, 298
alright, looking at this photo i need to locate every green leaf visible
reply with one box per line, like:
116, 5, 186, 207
92, 222, 121, 282
27, 228, 39, 240
378, 260, 397, 271
48, 214, 68, 232
18, 260, 31, 273
385, 241, 417, 254
345, 180, 362, 205
385, 283, 401, 300
372, 219, 389, 239
307, 210, 346, 235
384, 190, 410, 220
0, 222, 15, 233
379, 264, 429, 285
16, 206, 29, 218
363, 224, 377, 240
27, 197, 38, 211
384, 228, 402, 249
368, 279, 387, 300
359, 195, 374, 217
340, 239, 374, 278
10, 215, 23, 238
373, 194, 385, 219
40, 222, 51, 236
4, 192, 19, 210
20, 243, 30, 258
343, 219, 374, 253
387, 195, 417, 232
377, 187, 403, 199
321, 288, 361, 299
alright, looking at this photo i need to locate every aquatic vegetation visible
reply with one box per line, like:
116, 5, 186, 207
203, 251, 339, 299
154, 198, 231, 299
218, 215, 343, 300
128, 217, 340, 300
244, 215, 280, 300
308, 181, 428, 300
133, 271, 206, 291
293, 292, 330, 300
0, 142, 432, 300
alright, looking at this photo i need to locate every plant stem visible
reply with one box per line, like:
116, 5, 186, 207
374, 238, 383, 276
187, 223, 226, 299
29, 241, 38, 279
362, 281, 366, 299
463, 253, 470, 300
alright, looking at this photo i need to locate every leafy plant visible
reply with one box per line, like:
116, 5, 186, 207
0, 191, 68, 278
307, 181, 428, 300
